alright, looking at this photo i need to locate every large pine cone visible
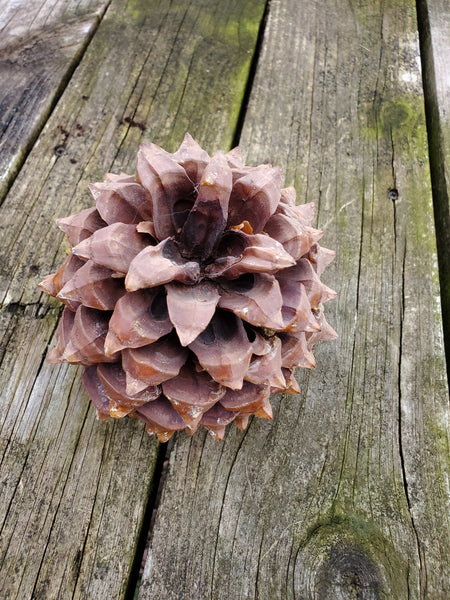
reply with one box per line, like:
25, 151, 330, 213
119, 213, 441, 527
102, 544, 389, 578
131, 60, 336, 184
40, 134, 337, 441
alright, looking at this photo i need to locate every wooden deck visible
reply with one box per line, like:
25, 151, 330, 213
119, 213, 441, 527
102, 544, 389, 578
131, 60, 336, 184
0, 0, 448, 598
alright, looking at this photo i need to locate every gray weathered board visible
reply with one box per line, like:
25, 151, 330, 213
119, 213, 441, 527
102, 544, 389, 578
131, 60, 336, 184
0, 0, 448, 599
0, 0, 112, 202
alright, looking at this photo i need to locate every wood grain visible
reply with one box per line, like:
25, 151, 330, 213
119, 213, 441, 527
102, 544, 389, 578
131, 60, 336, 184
0, 0, 266, 598
0, 0, 112, 203
140, 1, 450, 598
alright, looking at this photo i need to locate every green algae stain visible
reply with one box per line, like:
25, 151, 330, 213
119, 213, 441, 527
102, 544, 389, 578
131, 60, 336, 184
379, 99, 414, 134
361, 95, 427, 145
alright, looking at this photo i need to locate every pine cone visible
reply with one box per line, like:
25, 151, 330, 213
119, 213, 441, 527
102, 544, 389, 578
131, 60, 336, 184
40, 134, 337, 441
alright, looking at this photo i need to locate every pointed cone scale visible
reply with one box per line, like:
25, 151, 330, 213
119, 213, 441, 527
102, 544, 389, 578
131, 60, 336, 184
64, 305, 119, 365
105, 288, 172, 354
103, 172, 135, 183
200, 403, 237, 439
253, 397, 273, 420
39, 252, 85, 299
230, 166, 255, 186
57, 207, 107, 247
47, 307, 75, 363
280, 332, 316, 369
173, 408, 203, 432
308, 243, 336, 276
220, 381, 270, 414
272, 368, 301, 395
81, 366, 110, 420
264, 212, 319, 261
39, 273, 60, 298
57, 260, 125, 310
97, 362, 160, 418
280, 187, 296, 207
275, 202, 323, 248
62, 338, 87, 365
40, 134, 337, 441
243, 323, 272, 356
276, 277, 315, 333
276, 199, 316, 226
172, 133, 210, 185
206, 231, 295, 279
125, 238, 200, 291
89, 179, 152, 225
188, 310, 253, 390
136, 396, 186, 441
206, 426, 226, 441
136, 142, 194, 240
125, 372, 153, 396
72, 223, 151, 274
245, 336, 285, 388
110, 396, 153, 418
227, 164, 281, 233
225, 146, 244, 168
292, 202, 316, 226
178, 152, 232, 259
218, 273, 284, 330
103, 327, 127, 355
166, 281, 220, 346
306, 309, 338, 350
279, 258, 337, 309
235, 414, 250, 431
162, 364, 225, 428
152, 428, 176, 443
122, 334, 188, 387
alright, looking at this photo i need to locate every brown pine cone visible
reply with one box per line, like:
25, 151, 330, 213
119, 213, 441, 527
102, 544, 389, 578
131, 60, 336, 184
40, 134, 337, 441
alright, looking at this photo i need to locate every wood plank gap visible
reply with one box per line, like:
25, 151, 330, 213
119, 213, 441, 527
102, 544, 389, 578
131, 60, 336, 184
0, 0, 114, 208
124, 442, 168, 600
231, 0, 271, 147
416, 0, 450, 380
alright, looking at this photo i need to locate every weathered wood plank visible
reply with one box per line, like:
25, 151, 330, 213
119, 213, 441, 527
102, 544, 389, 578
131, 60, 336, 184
0, 0, 112, 203
0, 0, 267, 598
417, 0, 450, 374
140, 1, 450, 598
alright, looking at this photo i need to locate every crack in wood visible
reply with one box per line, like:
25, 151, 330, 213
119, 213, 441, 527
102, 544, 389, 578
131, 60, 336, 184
397, 237, 427, 598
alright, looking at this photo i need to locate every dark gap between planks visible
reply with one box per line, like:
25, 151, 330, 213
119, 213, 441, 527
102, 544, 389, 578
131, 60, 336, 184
231, 0, 272, 148
415, 0, 450, 381
124, 442, 169, 600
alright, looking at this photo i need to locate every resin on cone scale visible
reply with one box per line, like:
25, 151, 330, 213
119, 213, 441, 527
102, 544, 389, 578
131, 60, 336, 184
40, 134, 337, 441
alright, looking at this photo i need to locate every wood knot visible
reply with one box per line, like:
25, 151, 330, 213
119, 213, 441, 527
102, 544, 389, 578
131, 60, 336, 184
315, 545, 381, 599
292, 519, 408, 598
